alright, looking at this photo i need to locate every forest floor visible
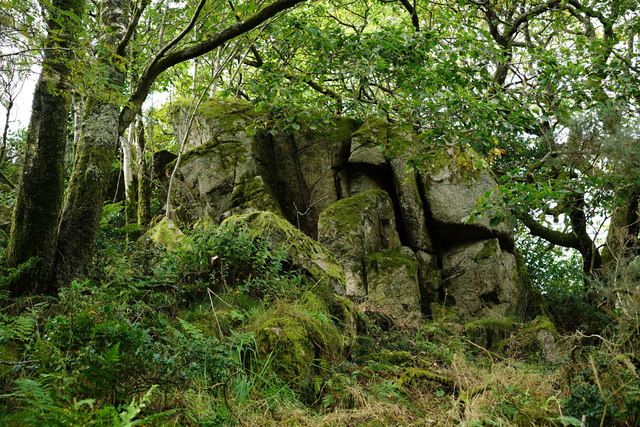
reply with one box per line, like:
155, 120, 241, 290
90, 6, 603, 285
1, 210, 639, 426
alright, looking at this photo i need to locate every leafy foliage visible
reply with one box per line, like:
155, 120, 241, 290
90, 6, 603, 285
175, 220, 303, 300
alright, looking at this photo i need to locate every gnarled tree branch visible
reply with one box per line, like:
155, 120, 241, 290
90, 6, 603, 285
119, 0, 307, 134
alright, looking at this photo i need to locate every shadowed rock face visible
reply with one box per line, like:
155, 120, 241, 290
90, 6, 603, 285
171, 99, 531, 320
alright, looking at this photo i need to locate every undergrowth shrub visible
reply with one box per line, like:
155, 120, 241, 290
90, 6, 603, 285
174, 220, 302, 300
0, 278, 256, 424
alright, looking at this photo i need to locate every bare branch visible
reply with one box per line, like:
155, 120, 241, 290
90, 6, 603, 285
116, 0, 151, 57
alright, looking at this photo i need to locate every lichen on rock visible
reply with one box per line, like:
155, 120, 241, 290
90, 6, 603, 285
442, 239, 524, 319
365, 247, 422, 318
420, 144, 514, 247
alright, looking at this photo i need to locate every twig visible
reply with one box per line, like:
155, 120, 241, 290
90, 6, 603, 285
206, 288, 225, 338
0, 359, 38, 365
459, 337, 506, 362
207, 287, 234, 308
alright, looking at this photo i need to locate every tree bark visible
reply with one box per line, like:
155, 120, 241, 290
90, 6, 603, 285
122, 131, 137, 223
6, 0, 83, 295
55, 0, 128, 285
54, 0, 307, 284
520, 193, 601, 280
0, 98, 13, 166
601, 188, 640, 273
135, 116, 151, 226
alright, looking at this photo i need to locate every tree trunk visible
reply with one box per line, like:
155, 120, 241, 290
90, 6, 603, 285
601, 188, 640, 273
5, 0, 83, 295
122, 132, 137, 223
135, 116, 151, 226
0, 98, 13, 166
55, 0, 129, 285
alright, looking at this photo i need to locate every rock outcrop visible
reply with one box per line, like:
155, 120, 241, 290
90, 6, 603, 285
169, 99, 531, 320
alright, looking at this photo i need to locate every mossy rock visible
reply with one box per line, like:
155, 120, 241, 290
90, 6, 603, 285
350, 117, 414, 161
318, 190, 401, 297
170, 97, 261, 150
349, 118, 389, 166
251, 294, 351, 390
420, 144, 514, 245
139, 217, 189, 250
442, 239, 522, 320
221, 211, 346, 294
365, 247, 422, 318
422, 144, 486, 182
514, 315, 562, 363
318, 189, 396, 237
228, 175, 282, 216
397, 367, 455, 390
178, 137, 249, 168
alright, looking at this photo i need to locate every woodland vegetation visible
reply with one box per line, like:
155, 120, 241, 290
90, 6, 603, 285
1, 0, 640, 425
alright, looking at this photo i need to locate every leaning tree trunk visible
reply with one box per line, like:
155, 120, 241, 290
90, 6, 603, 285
55, 0, 129, 285
6, 0, 83, 295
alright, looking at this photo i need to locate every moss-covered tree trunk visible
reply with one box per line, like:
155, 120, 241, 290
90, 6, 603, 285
6, 0, 83, 295
55, 0, 129, 285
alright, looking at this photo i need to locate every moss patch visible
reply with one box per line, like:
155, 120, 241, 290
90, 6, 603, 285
397, 367, 455, 389
361, 350, 413, 366
140, 217, 189, 250
170, 97, 258, 124
493, 315, 561, 363
230, 176, 282, 215
251, 298, 347, 390
423, 144, 486, 183
473, 239, 499, 261
365, 248, 418, 277
317, 190, 389, 236
178, 139, 248, 168
0, 342, 19, 376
